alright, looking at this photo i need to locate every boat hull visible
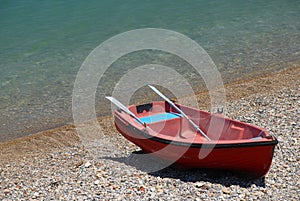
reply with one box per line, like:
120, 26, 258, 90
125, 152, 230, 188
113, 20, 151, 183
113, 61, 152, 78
113, 101, 278, 177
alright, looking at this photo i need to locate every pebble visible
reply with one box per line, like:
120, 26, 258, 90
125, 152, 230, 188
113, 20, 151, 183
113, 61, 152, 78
84, 161, 92, 168
194, 181, 205, 188
33, 192, 39, 197
222, 188, 231, 194
3, 189, 10, 194
253, 191, 264, 196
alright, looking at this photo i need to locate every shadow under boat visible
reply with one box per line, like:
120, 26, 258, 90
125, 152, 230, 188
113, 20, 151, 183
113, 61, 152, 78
103, 150, 266, 188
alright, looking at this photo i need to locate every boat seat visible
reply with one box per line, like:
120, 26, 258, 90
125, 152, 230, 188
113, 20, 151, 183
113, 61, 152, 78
139, 112, 181, 124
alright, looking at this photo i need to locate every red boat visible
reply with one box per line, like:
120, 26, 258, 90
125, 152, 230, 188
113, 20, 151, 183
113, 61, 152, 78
107, 88, 277, 177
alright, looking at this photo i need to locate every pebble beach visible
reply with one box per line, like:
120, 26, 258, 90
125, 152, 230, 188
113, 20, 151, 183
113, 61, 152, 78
0, 66, 299, 200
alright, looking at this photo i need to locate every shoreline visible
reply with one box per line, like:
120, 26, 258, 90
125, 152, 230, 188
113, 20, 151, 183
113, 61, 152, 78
197, 65, 299, 110
1, 63, 299, 143
0, 65, 299, 161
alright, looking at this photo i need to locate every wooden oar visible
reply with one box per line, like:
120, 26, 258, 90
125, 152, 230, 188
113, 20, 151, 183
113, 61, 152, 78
106, 96, 145, 126
148, 85, 211, 141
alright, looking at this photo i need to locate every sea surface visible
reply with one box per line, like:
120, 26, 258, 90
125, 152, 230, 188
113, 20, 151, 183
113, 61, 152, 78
1, 0, 299, 141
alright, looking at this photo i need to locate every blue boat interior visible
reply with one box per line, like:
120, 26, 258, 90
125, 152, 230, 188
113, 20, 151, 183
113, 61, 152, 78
139, 112, 182, 124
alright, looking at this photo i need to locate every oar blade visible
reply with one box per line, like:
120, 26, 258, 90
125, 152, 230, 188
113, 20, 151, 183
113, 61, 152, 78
106, 96, 144, 125
148, 85, 171, 104
148, 85, 211, 141
106, 96, 130, 114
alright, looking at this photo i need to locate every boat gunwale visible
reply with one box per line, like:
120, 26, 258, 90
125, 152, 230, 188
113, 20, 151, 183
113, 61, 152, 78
116, 118, 278, 149
114, 101, 278, 149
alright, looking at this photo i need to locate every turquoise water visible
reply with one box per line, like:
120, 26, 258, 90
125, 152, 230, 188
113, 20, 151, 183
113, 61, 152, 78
1, 0, 299, 141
